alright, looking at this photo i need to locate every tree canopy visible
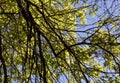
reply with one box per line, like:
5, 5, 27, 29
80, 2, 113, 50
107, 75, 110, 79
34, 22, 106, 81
0, 0, 120, 83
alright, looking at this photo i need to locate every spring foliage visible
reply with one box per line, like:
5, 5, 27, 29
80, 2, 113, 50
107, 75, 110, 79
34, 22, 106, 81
0, 0, 120, 83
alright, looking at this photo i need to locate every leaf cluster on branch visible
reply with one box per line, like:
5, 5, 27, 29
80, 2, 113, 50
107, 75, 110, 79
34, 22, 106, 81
0, 0, 120, 83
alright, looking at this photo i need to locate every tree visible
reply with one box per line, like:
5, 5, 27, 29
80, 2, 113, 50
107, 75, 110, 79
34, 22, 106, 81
0, 0, 120, 83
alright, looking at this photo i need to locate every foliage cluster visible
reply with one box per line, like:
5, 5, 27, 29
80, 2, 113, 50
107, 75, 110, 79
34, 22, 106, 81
0, 0, 120, 83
